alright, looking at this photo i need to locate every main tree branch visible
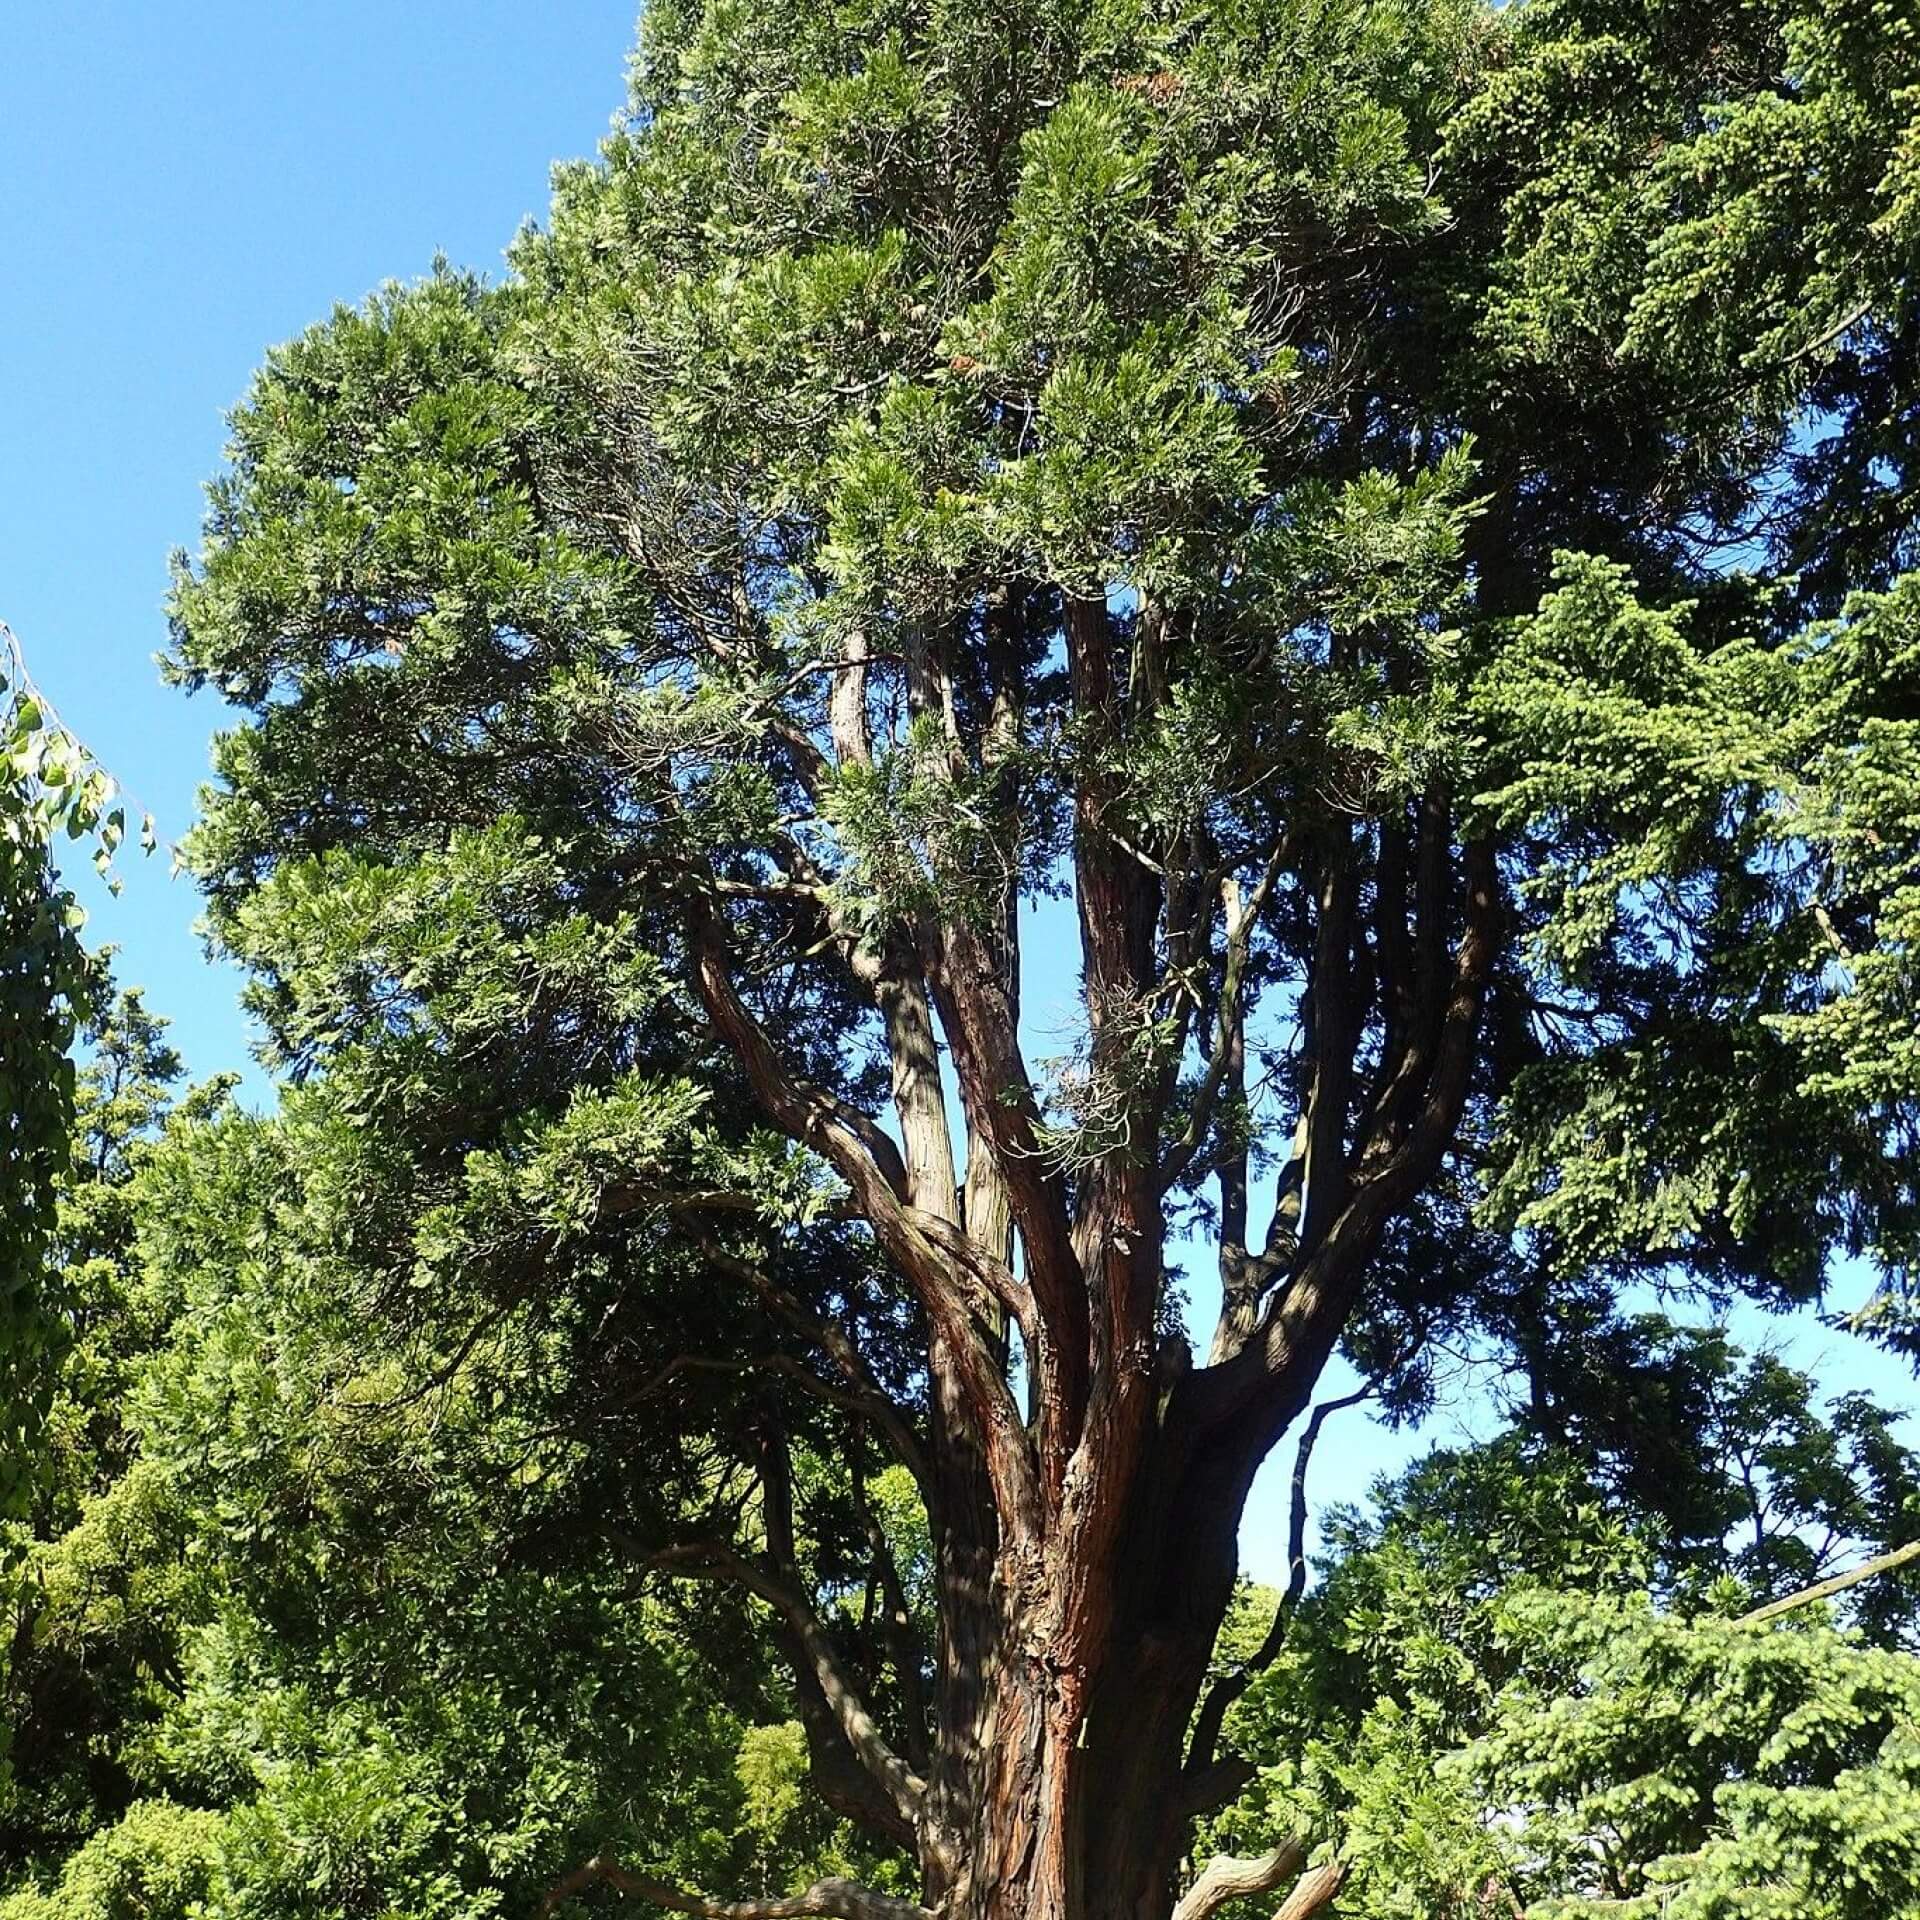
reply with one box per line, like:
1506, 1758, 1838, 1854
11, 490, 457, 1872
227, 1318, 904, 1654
691, 907, 1044, 1541
1192, 838, 1500, 1438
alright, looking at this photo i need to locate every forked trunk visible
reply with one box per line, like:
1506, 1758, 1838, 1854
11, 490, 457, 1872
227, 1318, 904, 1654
667, 583, 1497, 1920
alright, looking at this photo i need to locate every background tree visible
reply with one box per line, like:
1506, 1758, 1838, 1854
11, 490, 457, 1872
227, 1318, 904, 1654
0, 987, 191, 1865
0, 628, 140, 1523
1208, 1401, 1920, 1919
1, 985, 886, 1919
149, 0, 1920, 1915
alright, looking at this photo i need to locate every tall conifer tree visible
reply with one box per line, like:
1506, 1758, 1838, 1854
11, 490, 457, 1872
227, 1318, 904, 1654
165, 0, 1920, 1913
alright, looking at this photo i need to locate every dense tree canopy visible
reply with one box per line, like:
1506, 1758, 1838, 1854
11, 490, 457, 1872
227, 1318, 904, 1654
2, 986, 895, 1918
8, 990, 1920, 1918
7, 1016, 1920, 1920
8, 0, 1920, 1914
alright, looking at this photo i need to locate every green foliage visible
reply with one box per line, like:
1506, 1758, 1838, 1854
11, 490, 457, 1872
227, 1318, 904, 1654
0, 1797, 221, 1920
1470, 552, 1920, 1301
1476, 1594, 1920, 1918
736, 1723, 812, 1854
1212, 1403, 1920, 1917
0, 637, 151, 1520
2, 969, 908, 1915
157, 0, 1920, 1381
1, 989, 193, 1867
18, 0, 1920, 1912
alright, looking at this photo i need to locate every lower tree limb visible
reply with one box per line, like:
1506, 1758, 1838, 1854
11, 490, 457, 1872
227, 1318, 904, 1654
1171, 1841, 1347, 1920
1274, 1861, 1347, 1919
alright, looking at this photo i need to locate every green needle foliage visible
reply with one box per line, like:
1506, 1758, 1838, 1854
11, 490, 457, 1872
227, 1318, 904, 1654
1207, 1405, 1920, 1919
11, 0, 1920, 1913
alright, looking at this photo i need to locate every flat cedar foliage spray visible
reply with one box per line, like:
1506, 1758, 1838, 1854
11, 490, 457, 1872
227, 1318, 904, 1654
36, 0, 1912, 1912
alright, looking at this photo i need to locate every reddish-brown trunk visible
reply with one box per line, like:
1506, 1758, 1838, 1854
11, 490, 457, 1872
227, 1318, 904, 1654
925, 1396, 1250, 1920
934, 1664, 1188, 1920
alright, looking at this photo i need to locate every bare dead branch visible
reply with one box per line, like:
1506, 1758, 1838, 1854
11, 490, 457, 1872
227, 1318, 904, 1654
1184, 1375, 1381, 1786
1739, 1537, 1920, 1625
1171, 1841, 1305, 1920
1275, 1859, 1348, 1919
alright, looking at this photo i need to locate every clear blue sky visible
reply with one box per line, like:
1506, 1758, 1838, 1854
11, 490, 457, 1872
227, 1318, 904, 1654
2, 3, 1909, 1583
2, 1, 637, 1092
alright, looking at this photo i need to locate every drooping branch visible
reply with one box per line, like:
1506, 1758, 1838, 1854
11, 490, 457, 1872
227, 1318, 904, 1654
613, 1343, 933, 1509
647, 1523, 928, 1836
1183, 1376, 1381, 1798
697, 1240, 935, 1501
537, 1859, 933, 1920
